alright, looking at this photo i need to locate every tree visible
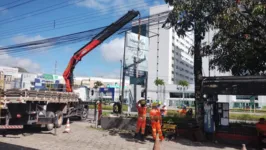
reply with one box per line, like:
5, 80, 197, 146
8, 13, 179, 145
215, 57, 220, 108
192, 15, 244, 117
154, 78, 165, 101
154, 78, 165, 87
163, 0, 232, 125
93, 81, 103, 89
178, 80, 189, 102
206, 0, 266, 75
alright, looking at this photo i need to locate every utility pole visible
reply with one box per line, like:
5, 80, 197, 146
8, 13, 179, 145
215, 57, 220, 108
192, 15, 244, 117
132, 57, 137, 112
144, 71, 148, 101
54, 61, 57, 75
119, 60, 122, 97
121, 32, 127, 113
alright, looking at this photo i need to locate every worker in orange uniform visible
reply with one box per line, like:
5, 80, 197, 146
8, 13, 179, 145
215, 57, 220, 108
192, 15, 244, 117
135, 99, 147, 141
256, 118, 266, 148
97, 100, 102, 120
150, 103, 164, 141
178, 106, 187, 116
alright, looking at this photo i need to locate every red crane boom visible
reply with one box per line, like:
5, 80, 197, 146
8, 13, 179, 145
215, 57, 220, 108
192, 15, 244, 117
63, 10, 140, 92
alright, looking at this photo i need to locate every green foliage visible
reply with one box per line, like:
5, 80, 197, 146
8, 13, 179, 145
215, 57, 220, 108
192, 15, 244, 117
163, 0, 232, 39
154, 78, 165, 86
93, 81, 103, 89
178, 80, 189, 87
88, 104, 128, 111
164, 0, 266, 76
204, 0, 266, 75
230, 108, 266, 113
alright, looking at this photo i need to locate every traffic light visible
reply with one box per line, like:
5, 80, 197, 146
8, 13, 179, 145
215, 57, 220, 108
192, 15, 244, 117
91, 90, 94, 96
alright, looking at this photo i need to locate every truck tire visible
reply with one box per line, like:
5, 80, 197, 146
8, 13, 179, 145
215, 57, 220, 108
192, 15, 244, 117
55, 111, 63, 128
113, 102, 121, 114
45, 111, 55, 131
79, 108, 88, 121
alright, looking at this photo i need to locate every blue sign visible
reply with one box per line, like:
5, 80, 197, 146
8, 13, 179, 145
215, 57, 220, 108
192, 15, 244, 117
204, 103, 215, 133
99, 87, 115, 101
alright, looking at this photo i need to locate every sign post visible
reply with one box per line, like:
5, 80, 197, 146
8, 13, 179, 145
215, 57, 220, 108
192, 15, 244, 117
250, 96, 255, 113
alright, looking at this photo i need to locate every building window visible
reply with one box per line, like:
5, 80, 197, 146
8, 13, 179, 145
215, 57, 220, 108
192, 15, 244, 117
172, 78, 174, 81
236, 95, 258, 100
170, 92, 183, 98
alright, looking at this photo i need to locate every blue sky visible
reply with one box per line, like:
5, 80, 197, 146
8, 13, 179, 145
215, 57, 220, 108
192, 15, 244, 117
0, 0, 165, 78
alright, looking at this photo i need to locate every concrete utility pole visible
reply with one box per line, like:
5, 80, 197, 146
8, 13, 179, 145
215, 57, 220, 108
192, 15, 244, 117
121, 32, 127, 113
132, 57, 137, 112
144, 71, 148, 101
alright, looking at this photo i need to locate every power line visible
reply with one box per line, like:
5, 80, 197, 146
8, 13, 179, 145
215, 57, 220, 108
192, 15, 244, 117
0, 17, 168, 58
0, 0, 21, 7
0, 1, 153, 39
0, 0, 36, 12
0, 0, 86, 25
0, 11, 169, 57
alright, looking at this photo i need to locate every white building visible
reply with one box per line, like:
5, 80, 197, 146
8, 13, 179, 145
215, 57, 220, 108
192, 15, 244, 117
135, 4, 195, 107
0, 66, 19, 90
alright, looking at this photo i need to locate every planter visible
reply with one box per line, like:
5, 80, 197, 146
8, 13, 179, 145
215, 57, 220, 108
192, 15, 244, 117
101, 116, 137, 131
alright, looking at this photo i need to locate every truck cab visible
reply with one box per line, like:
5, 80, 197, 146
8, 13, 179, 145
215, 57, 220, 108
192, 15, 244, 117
73, 86, 90, 101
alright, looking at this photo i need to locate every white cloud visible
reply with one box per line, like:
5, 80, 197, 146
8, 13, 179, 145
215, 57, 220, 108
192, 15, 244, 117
92, 68, 121, 79
0, 51, 41, 73
11, 34, 52, 52
99, 37, 124, 62
12, 35, 44, 44
76, 0, 107, 10
76, 0, 148, 15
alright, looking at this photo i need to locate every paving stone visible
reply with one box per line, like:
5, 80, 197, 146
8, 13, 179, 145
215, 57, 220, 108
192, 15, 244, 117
0, 121, 238, 150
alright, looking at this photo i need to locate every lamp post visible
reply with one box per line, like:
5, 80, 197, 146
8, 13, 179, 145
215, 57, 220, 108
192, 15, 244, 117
119, 59, 122, 98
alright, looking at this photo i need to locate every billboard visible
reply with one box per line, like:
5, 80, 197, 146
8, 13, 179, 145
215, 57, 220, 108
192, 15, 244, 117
125, 31, 149, 72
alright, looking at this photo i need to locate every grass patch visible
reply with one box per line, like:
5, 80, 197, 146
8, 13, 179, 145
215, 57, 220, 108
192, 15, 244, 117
230, 108, 266, 113
229, 113, 266, 121
89, 104, 128, 111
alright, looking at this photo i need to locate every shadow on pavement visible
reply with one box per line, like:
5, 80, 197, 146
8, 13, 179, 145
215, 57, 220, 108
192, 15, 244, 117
0, 142, 38, 150
108, 127, 244, 149
172, 137, 241, 149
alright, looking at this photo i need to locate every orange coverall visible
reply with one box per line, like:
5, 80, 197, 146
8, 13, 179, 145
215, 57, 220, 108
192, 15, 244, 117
150, 108, 164, 141
179, 108, 187, 115
97, 102, 102, 119
136, 104, 147, 134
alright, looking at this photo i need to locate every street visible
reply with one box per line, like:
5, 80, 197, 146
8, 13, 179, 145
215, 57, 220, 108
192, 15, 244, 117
0, 121, 238, 150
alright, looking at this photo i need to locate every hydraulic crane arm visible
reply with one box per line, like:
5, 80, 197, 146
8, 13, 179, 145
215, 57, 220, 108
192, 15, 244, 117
63, 10, 140, 92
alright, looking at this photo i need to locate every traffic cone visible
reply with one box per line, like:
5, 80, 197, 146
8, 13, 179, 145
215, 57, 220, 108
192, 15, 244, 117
241, 144, 247, 150
153, 133, 160, 150
63, 118, 71, 133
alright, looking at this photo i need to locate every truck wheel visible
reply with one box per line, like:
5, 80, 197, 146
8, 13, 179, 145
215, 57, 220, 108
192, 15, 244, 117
113, 102, 121, 114
80, 108, 88, 121
55, 111, 63, 128
45, 111, 55, 131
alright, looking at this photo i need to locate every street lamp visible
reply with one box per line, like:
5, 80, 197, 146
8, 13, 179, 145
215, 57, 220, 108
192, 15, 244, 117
119, 59, 122, 97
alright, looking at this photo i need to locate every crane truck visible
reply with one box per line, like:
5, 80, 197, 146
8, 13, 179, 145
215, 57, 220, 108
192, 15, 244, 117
0, 10, 140, 133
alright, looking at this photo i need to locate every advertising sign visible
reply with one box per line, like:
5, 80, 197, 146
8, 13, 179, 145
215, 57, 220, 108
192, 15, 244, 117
99, 87, 115, 101
204, 103, 215, 133
125, 32, 149, 72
